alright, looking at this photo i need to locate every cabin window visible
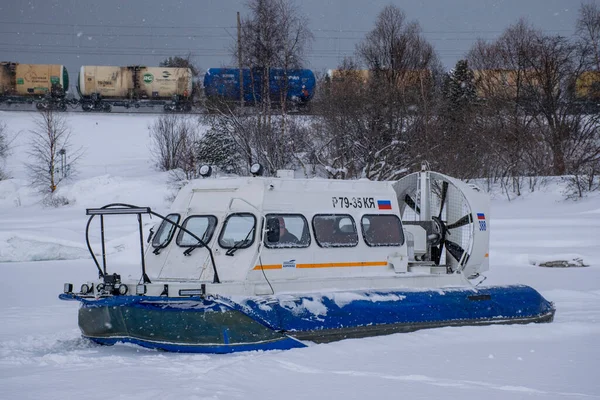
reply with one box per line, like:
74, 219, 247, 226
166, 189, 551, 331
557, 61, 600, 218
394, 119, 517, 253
312, 214, 359, 248
264, 214, 311, 248
361, 214, 404, 247
176, 215, 218, 247
152, 213, 180, 248
218, 213, 256, 249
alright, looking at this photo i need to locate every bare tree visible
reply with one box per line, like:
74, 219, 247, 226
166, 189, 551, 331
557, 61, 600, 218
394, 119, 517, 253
239, 0, 311, 116
0, 121, 9, 180
576, 2, 600, 71
26, 110, 81, 194
467, 18, 600, 198
206, 0, 313, 175
310, 58, 368, 179
350, 4, 442, 180
149, 114, 200, 179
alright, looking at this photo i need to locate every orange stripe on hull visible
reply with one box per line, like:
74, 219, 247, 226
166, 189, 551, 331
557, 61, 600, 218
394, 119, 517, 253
253, 261, 387, 271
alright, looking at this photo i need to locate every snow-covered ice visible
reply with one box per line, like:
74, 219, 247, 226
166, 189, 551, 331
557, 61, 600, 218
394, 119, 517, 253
0, 111, 598, 399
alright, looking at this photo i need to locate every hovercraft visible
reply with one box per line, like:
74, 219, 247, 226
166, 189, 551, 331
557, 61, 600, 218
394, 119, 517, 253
59, 166, 555, 353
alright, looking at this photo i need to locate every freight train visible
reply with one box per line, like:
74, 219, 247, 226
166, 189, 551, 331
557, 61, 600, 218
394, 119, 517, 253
327, 68, 600, 112
0, 62, 194, 112
473, 69, 600, 110
0, 62, 317, 112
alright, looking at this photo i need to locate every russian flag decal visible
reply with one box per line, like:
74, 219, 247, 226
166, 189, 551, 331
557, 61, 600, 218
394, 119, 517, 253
477, 213, 486, 220
377, 200, 392, 210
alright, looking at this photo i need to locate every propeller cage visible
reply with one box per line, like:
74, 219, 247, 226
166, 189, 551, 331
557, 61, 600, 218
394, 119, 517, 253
393, 170, 488, 276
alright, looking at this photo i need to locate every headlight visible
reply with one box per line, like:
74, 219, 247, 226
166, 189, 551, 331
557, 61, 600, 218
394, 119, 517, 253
80, 284, 91, 294
199, 164, 212, 177
117, 284, 128, 295
250, 163, 263, 176
63, 283, 73, 294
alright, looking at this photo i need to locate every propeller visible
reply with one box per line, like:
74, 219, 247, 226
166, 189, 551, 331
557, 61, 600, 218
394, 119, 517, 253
429, 180, 471, 269
404, 194, 420, 214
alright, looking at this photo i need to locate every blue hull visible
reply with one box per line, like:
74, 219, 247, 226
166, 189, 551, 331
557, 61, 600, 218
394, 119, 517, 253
60, 285, 554, 353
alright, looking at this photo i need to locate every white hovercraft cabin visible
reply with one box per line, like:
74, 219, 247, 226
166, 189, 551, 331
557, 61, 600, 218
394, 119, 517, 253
143, 170, 486, 296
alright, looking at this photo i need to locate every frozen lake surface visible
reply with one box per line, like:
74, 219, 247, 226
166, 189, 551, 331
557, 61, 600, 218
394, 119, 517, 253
0, 111, 598, 399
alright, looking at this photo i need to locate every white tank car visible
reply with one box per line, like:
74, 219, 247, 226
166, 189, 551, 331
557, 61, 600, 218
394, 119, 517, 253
78, 65, 192, 100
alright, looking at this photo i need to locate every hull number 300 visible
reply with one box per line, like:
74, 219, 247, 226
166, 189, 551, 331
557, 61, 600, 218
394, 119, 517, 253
332, 197, 376, 209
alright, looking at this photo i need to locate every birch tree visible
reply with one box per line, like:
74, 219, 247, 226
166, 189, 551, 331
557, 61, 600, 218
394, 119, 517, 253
0, 121, 9, 180
26, 110, 81, 195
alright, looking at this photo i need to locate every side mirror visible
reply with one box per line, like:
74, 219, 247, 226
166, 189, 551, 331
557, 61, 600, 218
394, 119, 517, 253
266, 218, 280, 243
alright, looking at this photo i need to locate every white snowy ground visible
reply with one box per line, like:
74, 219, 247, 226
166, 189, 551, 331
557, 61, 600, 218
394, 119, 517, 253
0, 111, 598, 400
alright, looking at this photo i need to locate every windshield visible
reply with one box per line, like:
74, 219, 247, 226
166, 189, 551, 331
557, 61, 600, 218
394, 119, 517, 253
152, 213, 180, 248
176, 215, 218, 246
218, 213, 256, 249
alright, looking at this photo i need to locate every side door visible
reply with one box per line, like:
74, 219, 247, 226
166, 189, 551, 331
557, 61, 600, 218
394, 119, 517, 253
211, 212, 259, 282
158, 214, 219, 281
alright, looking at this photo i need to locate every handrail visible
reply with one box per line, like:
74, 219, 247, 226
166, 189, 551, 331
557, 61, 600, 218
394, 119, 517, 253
85, 203, 221, 284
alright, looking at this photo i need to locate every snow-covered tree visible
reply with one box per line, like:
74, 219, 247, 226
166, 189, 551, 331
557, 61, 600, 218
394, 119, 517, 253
196, 128, 243, 174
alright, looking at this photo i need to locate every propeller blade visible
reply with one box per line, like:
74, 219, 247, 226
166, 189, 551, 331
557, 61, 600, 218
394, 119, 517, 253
437, 241, 445, 265
445, 240, 465, 262
447, 214, 473, 229
404, 194, 420, 214
431, 244, 442, 265
438, 181, 448, 219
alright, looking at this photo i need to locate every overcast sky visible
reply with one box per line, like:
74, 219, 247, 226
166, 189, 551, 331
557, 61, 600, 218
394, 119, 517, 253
0, 0, 593, 90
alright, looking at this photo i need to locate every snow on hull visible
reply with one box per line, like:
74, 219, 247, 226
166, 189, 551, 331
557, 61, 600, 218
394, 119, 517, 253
60, 285, 554, 353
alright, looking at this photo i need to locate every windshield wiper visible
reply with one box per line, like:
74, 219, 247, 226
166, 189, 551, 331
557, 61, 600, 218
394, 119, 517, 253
184, 244, 202, 256
225, 227, 255, 256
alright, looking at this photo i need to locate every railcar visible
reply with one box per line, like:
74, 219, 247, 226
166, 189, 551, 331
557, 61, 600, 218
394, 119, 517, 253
77, 65, 193, 112
574, 71, 600, 113
204, 67, 315, 106
0, 62, 69, 110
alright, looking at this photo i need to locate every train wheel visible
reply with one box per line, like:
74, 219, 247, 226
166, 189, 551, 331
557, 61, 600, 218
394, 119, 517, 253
36, 102, 48, 110
103, 104, 112, 113
81, 102, 94, 112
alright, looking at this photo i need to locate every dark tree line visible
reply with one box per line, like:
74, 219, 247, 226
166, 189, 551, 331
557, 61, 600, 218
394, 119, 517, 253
152, 1, 599, 198
310, 2, 599, 198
